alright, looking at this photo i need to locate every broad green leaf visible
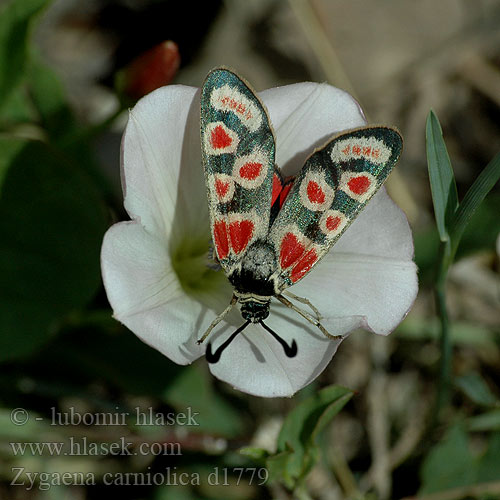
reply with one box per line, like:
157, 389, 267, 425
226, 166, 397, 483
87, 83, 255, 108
426, 110, 458, 243
26, 327, 185, 398
419, 424, 476, 494
0, 0, 48, 112
477, 433, 500, 482
277, 385, 353, 452
0, 136, 25, 188
0, 82, 37, 128
468, 410, 500, 432
449, 151, 500, 257
27, 56, 77, 140
420, 426, 500, 495
456, 373, 499, 408
268, 385, 353, 488
266, 449, 295, 489
239, 447, 270, 460
0, 138, 107, 361
163, 364, 245, 438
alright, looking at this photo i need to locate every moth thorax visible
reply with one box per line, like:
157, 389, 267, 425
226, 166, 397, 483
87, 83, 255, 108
239, 241, 276, 280
240, 299, 271, 323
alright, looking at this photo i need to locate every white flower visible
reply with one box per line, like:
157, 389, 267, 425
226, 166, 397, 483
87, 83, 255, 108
101, 80, 418, 398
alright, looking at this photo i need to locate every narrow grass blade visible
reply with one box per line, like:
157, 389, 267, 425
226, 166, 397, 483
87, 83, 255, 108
426, 111, 459, 242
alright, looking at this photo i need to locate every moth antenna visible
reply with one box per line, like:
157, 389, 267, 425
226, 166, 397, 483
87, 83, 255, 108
276, 294, 343, 341
206, 320, 251, 364
260, 321, 298, 358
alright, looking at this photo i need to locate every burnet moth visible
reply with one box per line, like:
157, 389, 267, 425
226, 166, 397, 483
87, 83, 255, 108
197, 68, 403, 363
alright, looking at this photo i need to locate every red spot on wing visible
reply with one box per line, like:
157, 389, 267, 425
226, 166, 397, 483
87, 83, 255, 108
210, 125, 233, 149
229, 220, 254, 254
280, 232, 305, 269
290, 249, 317, 283
239, 162, 262, 180
213, 221, 229, 260
215, 179, 229, 199
326, 215, 341, 232
348, 175, 371, 195
307, 181, 325, 204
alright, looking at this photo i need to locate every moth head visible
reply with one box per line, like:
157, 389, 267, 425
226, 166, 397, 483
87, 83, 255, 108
240, 299, 270, 323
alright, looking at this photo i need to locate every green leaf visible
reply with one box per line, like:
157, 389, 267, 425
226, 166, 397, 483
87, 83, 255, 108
468, 410, 500, 432
477, 433, 500, 482
0, 138, 107, 361
426, 110, 458, 243
449, 151, 500, 257
266, 449, 295, 489
27, 55, 77, 140
268, 385, 353, 488
456, 373, 499, 408
0, 82, 36, 128
239, 446, 270, 461
163, 364, 245, 438
420, 426, 500, 495
420, 424, 476, 494
0, 0, 48, 112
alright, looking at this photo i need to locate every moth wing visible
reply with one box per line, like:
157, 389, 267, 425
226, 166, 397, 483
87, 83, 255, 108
269, 126, 403, 289
201, 68, 275, 274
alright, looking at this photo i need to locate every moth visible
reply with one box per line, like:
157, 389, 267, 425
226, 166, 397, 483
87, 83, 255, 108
197, 68, 403, 363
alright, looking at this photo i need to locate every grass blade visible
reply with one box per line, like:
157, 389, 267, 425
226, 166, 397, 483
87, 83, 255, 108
426, 111, 459, 242
449, 151, 500, 257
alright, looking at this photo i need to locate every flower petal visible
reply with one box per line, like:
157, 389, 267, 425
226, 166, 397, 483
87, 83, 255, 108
121, 85, 208, 243
207, 303, 343, 398
101, 221, 231, 364
290, 188, 418, 335
260, 82, 366, 176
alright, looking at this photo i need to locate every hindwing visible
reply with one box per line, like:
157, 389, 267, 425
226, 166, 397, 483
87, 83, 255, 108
201, 68, 275, 272
269, 126, 403, 289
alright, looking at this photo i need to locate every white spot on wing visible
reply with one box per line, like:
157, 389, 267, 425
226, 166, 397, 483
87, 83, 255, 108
331, 136, 391, 165
210, 84, 263, 132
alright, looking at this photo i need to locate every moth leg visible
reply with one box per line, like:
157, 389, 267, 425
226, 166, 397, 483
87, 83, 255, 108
197, 295, 238, 345
276, 294, 343, 341
282, 290, 322, 321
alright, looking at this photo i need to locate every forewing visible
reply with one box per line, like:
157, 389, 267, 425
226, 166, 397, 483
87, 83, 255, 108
201, 68, 275, 273
269, 126, 403, 289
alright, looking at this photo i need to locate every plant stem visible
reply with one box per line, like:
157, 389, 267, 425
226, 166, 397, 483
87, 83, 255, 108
434, 242, 452, 419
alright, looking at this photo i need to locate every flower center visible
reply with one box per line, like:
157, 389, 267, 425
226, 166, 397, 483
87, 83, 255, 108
171, 236, 228, 295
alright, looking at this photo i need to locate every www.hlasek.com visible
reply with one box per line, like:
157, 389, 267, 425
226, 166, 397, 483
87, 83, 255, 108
10, 436, 182, 457
11, 467, 269, 491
